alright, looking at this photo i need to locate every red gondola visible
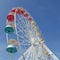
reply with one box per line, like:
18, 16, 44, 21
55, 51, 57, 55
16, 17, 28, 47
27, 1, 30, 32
11, 8, 16, 13
7, 12, 15, 22
16, 8, 25, 14
28, 16, 32, 21
23, 12, 29, 17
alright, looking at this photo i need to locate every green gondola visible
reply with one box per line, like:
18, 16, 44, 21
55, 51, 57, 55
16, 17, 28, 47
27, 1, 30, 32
6, 44, 17, 53
5, 24, 14, 34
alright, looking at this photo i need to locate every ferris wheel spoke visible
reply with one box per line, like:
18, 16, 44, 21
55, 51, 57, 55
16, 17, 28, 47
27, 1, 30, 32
17, 14, 28, 26
18, 35, 28, 40
19, 42, 31, 46
17, 30, 28, 38
16, 26, 31, 43
15, 26, 30, 40
16, 27, 29, 37
16, 20, 26, 31
15, 15, 35, 40
21, 16, 28, 26
16, 26, 27, 34
16, 23, 29, 36
18, 15, 33, 32
17, 37, 30, 45
18, 40, 31, 46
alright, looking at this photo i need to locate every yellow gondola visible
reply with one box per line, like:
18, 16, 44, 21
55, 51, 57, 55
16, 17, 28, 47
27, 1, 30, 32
34, 26, 38, 30
37, 32, 41, 36
45, 51, 49, 55
40, 38, 44, 43
31, 21, 35, 26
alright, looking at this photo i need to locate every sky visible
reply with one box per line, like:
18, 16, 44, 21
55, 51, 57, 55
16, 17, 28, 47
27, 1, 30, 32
0, 0, 60, 60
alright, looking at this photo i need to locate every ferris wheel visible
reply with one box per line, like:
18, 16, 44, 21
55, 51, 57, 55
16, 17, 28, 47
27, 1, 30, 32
5, 7, 59, 60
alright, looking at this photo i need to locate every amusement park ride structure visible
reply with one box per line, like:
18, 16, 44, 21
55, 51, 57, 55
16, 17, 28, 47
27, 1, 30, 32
5, 7, 59, 60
